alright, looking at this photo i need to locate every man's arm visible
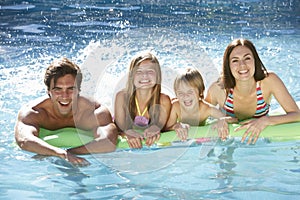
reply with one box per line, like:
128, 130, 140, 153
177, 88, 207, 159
67, 104, 118, 154
15, 109, 89, 165
67, 123, 118, 154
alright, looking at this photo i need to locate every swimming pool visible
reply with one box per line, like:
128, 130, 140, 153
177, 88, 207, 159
1, 0, 300, 199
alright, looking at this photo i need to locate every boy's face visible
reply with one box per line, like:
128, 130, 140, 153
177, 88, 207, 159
176, 82, 199, 109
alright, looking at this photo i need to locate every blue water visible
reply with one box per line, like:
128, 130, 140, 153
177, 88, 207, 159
1, 0, 300, 199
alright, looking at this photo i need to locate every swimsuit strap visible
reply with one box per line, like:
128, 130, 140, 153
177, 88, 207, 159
223, 88, 235, 117
254, 82, 269, 117
135, 97, 147, 116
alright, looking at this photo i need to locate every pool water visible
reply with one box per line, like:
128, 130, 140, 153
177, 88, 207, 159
1, 0, 300, 199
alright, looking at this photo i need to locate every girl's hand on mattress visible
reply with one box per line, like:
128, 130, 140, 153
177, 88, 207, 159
144, 125, 161, 147
125, 129, 143, 148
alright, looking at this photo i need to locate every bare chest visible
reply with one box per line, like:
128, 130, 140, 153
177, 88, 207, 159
41, 112, 98, 130
180, 109, 206, 126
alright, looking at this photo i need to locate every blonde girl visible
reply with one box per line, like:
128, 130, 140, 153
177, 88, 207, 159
114, 52, 171, 148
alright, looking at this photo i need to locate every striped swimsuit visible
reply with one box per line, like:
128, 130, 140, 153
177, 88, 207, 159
223, 82, 269, 118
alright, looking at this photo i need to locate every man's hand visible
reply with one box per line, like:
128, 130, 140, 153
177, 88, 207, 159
59, 149, 90, 166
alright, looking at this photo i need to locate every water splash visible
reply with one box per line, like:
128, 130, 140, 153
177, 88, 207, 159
78, 27, 220, 112
79, 27, 220, 173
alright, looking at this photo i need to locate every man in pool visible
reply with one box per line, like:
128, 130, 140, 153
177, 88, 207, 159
14, 57, 118, 166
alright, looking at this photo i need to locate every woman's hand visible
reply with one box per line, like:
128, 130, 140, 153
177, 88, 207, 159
174, 122, 190, 141
143, 125, 161, 147
125, 129, 144, 149
235, 116, 269, 144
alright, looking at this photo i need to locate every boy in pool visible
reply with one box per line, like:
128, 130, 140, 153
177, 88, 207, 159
166, 68, 236, 141
14, 57, 118, 166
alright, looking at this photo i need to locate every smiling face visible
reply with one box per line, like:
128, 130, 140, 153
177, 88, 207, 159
176, 81, 199, 110
133, 60, 157, 89
229, 45, 255, 82
48, 74, 79, 117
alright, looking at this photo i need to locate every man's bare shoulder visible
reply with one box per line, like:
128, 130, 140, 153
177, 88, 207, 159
77, 96, 110, 118
78, 96, 101, 110
17, 96, 52, 127
19, 96, 50, 115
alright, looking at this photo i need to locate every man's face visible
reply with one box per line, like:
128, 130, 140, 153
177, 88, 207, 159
48, 74, 79, 117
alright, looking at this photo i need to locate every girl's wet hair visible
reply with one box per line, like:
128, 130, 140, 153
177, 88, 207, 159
222, 38, 268, 90
174, 68, 205, 99
44, 57, 82, 91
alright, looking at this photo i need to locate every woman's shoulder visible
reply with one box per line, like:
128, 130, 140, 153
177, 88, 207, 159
208, 79, 225, 91
262, 71, 282, 86
261, 71, 287, 94
266, 71, 280, 79
206, 80, 226, 101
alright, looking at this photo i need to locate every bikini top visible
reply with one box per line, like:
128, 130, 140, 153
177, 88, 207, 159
223, 82, 269, 118
133, 97, 149, 127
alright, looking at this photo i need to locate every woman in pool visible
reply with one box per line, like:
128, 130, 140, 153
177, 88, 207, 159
114, 52, 171, 149
205, 38, 300, 144
166, 68, 234, 141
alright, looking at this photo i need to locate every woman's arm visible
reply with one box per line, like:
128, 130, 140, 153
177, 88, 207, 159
237, 72, 300, 144
264, 72, 300, 125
